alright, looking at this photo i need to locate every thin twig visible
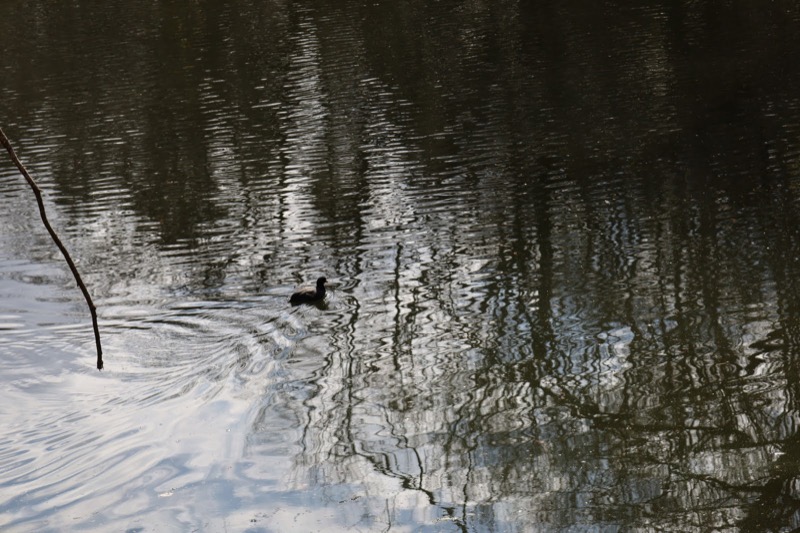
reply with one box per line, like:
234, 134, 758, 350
0, 128, 103, 370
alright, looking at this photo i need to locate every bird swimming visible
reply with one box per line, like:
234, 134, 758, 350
289, 276, 327, 305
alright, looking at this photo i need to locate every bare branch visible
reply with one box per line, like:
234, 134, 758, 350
0, 128, 103, 370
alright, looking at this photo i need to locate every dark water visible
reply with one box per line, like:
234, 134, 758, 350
3, 1, 800, 531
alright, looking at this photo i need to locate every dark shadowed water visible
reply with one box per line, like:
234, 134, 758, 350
3, 1, 800, 531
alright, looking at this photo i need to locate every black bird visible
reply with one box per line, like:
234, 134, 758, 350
290, 276, 327, 305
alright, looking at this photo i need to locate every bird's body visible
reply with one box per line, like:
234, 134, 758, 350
290, 276, 327, 305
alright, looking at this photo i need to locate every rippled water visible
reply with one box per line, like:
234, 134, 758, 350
3, 0, 800, 531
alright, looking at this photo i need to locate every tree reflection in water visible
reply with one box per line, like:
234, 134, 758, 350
2, 0, 800, 531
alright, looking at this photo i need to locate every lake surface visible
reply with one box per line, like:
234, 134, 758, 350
3, 1, 800, 531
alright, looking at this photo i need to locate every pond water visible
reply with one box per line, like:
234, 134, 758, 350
3, 1, 800, 531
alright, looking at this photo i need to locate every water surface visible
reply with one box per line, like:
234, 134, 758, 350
3, 1, 800, 531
